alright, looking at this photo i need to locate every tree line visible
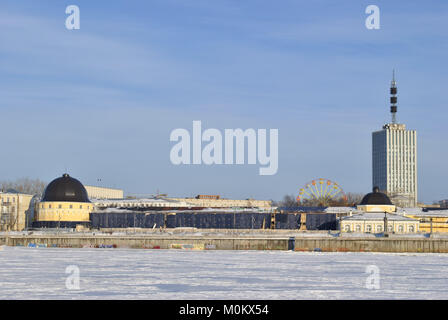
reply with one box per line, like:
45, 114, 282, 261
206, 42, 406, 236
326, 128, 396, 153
0, 178, 47, 197
273, 192, 365, 208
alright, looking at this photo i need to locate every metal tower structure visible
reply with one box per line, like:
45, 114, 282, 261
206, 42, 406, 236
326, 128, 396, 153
390, 70, 398, 124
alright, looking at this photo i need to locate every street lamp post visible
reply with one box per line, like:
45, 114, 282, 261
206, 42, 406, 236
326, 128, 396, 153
383, 212, 389, 237
430, 217, 433, 238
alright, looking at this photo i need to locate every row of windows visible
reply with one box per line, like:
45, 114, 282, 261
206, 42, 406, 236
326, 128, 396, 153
0, 197, 16, 203
40, 204, 90, 209
344, 224, 415, 233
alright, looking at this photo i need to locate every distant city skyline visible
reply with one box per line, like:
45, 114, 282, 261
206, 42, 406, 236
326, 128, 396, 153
0, 1, 447, 203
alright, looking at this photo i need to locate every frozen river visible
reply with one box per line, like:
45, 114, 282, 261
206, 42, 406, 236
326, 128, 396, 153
1, 246, 447, 299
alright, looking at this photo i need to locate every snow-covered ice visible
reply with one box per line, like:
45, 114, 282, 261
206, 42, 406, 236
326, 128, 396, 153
1, 246, 448, 299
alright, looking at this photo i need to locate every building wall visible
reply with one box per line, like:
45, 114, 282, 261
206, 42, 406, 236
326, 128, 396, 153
372, 123, 417, 207
0, 193, 34, 231
35, 201, 93, 223
340, 219, 419, 234
89, 211, 337, 231
404, 214, 448, 233
372, 129, 387, 191
6, 235, 448, 253
357, 204, 396, 213
84, 186, 123, 199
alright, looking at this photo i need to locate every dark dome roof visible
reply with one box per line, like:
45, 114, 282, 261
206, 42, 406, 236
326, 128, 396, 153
360, 187, 392, 205
41, 174, 90, 203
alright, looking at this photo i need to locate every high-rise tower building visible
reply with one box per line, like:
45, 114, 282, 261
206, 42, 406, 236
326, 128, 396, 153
372, 72, 417, 207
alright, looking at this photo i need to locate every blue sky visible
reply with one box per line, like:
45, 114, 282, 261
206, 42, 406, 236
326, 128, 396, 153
0, 0, 447, 203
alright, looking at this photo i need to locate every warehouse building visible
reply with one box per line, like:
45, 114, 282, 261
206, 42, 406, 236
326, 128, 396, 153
89, 209, 336, 231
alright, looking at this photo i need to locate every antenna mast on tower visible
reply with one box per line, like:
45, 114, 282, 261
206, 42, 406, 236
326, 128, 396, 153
390, 70, 398, 124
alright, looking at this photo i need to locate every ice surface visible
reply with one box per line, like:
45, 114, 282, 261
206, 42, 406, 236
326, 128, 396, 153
1, 247, 448, 300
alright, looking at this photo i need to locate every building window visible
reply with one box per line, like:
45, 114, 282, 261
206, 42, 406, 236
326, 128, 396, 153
398, 225, 404, 232
69, 205, 73, 209
356, 225, 361, 232
409, 225, 415, 232
344, 225, 350, 232
59, 204, 62, 209
49, 204, 52, 209
80, 205, 82, 209
366, 225, 372, 233
376, 225, 382, 232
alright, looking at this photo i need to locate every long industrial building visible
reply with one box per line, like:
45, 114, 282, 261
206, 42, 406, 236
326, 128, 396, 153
90, 209, 337, 231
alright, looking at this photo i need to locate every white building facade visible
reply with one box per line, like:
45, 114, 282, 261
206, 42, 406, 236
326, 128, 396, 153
372, 123, 417, 208
372, 73, 417, 208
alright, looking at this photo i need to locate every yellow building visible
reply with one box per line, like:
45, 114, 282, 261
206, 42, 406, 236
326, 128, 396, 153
403, 210, 448, 233
340, 187, 419, 234
33, 174, 93, 228
0, 191, 34, 231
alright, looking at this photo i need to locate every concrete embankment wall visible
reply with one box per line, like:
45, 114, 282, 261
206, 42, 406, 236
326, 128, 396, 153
294, 237, 448, 253
2, 235, 448, 253
0, 235, 292, 250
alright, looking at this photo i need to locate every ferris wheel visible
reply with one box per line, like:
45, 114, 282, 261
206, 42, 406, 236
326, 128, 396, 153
296, 178, 347, 206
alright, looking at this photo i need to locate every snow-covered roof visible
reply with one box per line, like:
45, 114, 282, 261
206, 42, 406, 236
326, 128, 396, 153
396, 207, 424, 215
97, 208, 136, 213
94, 207, 273, 214
92, 197, 181, 204
402, 209, 448, 218
324, 207, 356, 213
341, 212, 417, 222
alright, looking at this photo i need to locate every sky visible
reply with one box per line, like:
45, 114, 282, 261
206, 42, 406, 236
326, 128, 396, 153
0, 0, 447, 203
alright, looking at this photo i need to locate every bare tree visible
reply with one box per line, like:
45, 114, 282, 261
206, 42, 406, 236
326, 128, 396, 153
273, 194, 298, 208
345, 192, 364, 206
0, 178, 47, 197
275, 192, 363, 208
